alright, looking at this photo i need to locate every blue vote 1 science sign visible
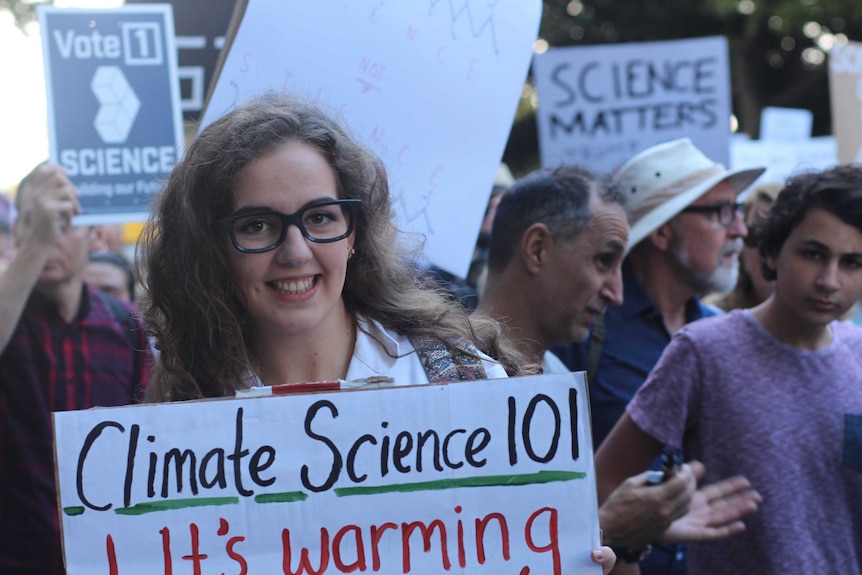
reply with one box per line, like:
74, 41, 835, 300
38, 5, 183, 224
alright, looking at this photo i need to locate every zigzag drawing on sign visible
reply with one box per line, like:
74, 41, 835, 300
393, 189, 435, 236
429, 0, 499, 54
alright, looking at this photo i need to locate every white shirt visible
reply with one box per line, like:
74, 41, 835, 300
347, 318, 508, 384
542, 349, 571, 375
244, 318, 508, 390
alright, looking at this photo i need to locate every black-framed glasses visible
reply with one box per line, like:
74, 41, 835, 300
680, 202, 743, 227
218, 199, 362, 253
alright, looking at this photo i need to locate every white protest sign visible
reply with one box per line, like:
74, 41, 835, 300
828, 40, 862, 164
730, 136, 837, 196
38, 5, 184, 225
200, 0, 541, 277
759, 107, 812, 141
533, 36, 731, 175
54, 373, 602, 574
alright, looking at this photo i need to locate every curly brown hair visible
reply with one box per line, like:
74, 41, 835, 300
139, 93, 524, 401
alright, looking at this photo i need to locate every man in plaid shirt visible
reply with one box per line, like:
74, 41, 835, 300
0, 163, 151, 574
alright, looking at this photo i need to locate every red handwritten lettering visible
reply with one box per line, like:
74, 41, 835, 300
282, 528, 330, 575
401, 520, 450, 572
455, 505, 466, 568
370, 522, 398, 571
182, 523, 208, 575
332, 524, 365, 572
369, 126, 385, 144
525, 507, 560, 575
429, 166, 444, 187
97, 504, 561, 572
160, 526, 173, 575
476, 512, 511, 564
217, 518, 248, 575
227, 537, 248, 575
107, 534, 119, 575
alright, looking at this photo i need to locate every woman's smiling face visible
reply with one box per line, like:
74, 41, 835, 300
225, 140, 355, 339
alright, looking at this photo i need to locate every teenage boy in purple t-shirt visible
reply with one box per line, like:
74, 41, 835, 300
595, 164, 862, 575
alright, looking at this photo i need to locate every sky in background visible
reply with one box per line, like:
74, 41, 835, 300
0, 0, 123, 192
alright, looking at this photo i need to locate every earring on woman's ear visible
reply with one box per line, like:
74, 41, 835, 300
348, 247, 356, 258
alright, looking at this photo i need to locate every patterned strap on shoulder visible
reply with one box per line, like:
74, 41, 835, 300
411, 337, 487, 383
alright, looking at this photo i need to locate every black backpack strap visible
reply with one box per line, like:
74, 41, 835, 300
586, 311, 606, 385
411, 337, 487, 383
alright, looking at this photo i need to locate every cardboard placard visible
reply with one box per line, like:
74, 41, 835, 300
54, 373, 602, 574
533, 36, 732, 175
828, 41, 862, 164
199, 0, 541, 277
38, 5, 184, 224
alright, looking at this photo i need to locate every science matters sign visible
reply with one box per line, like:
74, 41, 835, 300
38, 5, 183, 224
53, 374, 603, 574
533, 36, 732, 176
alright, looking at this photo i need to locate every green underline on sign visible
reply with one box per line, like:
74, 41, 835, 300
115, 496, 240, 516
66, 472, 585, 515
333, 470, 587, 497
255, 491, 309, 504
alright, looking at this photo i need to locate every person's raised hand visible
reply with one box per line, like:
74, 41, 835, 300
599, 462, 698, 547
16, 163, 80, 250
661, 462, 761, 543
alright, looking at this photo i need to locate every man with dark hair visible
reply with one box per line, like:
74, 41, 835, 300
596, 164, 862, 574
475, 165, 760, 561
0, 163, 151, 574
478, 165, 627, 370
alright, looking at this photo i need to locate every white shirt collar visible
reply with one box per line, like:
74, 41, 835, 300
346, 317, 415, 379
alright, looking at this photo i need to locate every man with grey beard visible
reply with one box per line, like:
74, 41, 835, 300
553, 138, 763, 574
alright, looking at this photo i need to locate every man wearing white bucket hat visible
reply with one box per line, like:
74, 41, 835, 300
554, 138, 764, 573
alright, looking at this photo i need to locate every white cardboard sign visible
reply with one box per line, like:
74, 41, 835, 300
759, 107, 813, 141
828, 40, 862, 164
54, 373, 602, 574
729, 136, 837, 197
533, 36, 731, 175
200, 0, 542, 277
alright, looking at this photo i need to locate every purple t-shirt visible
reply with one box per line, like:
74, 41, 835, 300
628, 309, 862, 575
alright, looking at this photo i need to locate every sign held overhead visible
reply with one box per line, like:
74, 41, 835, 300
38, 5, 184, 225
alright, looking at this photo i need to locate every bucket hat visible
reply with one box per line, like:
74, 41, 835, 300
613, 138, 765, 247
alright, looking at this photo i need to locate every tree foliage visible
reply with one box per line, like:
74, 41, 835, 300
4, 0, 858, 173
0, 0, 48, 29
